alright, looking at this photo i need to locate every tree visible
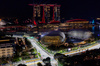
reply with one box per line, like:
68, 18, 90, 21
43, 57, 51, 66
18, 64, 27, 66
54, 53, 66, 60
22, 52, 29, 56
25, 38, 32, 48
58, 61, 63, 66
46, 57, 50, 63
38, 53, 41, 57
37, 62, 42, 66
30, 49, 34, 52
12, 56, 20, 62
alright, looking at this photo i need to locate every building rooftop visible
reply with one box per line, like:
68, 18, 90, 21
0, 37, 15, 48
49, 21, 60, 24
67, 19, 87, 22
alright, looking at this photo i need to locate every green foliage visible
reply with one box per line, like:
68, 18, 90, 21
38, 39, 98, 55
0, 59, 8, 64
12, 57, 21, 62
19, 57, 22, 61
58, 61, 63, 66
22, 52, 29, 56
37, 62, 42, 66
48, 50, 50, 53
22, 57, 30, 60
30, 49, 34, 52
36, 55, 38, 58
38, 53, 41, 57
25, 38, 32, 48
72, 47, 78, 50
34, 49, 37, 54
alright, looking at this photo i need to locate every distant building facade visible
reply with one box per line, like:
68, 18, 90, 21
36, 19, 92, 32
59, 19, 92, 31
32, 4, 61, 24
0, 37, 15, 58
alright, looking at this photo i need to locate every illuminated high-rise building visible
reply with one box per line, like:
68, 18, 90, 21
29, 4, 61, 25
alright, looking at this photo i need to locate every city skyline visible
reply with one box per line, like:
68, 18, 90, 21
0, 0, 100, 66
0, 0, 100, 19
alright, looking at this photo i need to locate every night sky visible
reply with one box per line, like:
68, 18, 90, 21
0, 0, 100, 19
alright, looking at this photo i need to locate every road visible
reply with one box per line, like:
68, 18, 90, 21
25, 35, 57, 66
13, 35, 57, 66
12, 35, 100, 66
64, 41, 100, 55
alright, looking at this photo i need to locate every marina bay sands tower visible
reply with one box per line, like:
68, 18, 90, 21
29, 4, 61, 25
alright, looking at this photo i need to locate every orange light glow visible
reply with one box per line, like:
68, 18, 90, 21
0, 19, 1, 21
